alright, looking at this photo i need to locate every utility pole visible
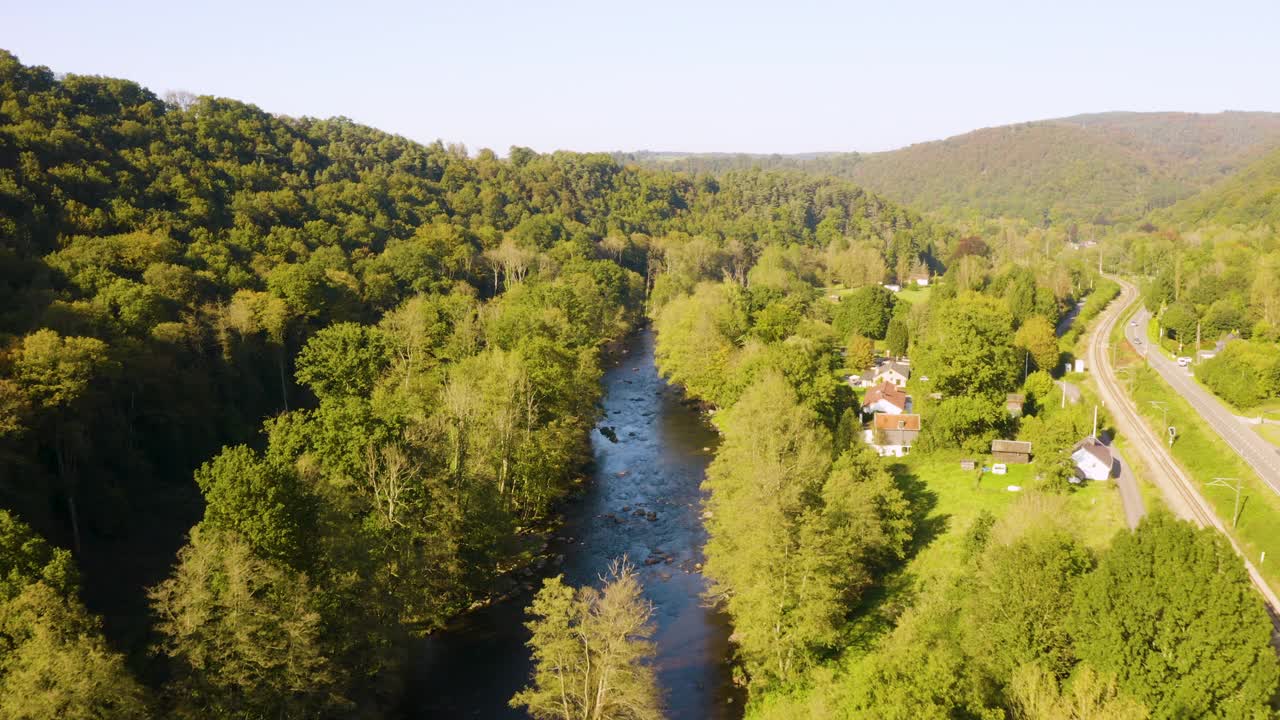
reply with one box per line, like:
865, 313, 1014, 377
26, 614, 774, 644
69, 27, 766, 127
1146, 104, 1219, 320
1150, 400, 1169, 440
1092, 404, 1098, 440
1195, 320, 1201, 364
1208, 477, 1244, 528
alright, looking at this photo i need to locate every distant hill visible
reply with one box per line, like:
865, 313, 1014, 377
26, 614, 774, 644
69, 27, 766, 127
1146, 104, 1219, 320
620, 112, 1280, 224
1160, 143, 1280, 228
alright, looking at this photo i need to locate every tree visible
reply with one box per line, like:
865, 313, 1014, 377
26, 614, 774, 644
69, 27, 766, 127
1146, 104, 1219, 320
511, 559, 662, 720
844, 334, 874, 372
833, 286, 895, 340
13, 330, 115, 553
1069, 514, 1279, 717
1160, 301, 1198, 345
0, 511, 77, 602
295, 322, 392, 400
917, 292, 1019, 401
1009, 663, 1148, 720
702, 373, 835, 688
0, 511, 149, 719
886, 316, 910, 358
150, 526, 351, 719
193, 445, 317, 567
842, 585, 1001, 719
918, 395, 1008, 453
1014, 315, 1060, 374
0, 583, 152, 720
965, 530, 1095, 680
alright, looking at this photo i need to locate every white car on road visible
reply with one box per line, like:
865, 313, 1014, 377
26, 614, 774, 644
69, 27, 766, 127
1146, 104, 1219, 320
1177, 356, 1192, 367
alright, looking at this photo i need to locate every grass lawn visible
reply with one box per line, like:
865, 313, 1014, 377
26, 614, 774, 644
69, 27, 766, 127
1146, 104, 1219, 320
894, 285, 932, 305
821, 283, 933, 306
1253, 423, 1280, 449
843, 449, 1127, 652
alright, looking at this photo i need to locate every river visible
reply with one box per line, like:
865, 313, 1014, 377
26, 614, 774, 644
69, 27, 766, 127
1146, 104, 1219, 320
412, 328, 742, 719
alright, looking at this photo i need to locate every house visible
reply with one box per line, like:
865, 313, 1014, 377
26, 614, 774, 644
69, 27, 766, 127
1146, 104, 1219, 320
991, 439, 1032, 464
848, 359, 911, 389
867, 413, 921, 456
1006, 393, 1026, 417
848, 366, 880, 388
875, 360, 911, 388
862, 381, 910, 415
909, 272, 930, 287
883, 283, 902, 293
1071, 437, 1114, 481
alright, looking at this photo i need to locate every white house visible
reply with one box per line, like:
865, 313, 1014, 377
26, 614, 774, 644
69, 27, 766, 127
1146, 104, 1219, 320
1071, 437, 1114, 481
875, 360, 911, 388
849, 359, 911, 389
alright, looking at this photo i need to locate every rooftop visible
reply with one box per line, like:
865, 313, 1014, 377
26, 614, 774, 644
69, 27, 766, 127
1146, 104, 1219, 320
863, 381, 909, 411
992, 439, 1033, 454
874, 413, 921, 431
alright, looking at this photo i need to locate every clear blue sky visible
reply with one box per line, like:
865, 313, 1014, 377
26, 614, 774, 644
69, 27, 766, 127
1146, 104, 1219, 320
4, 0, 1278, 154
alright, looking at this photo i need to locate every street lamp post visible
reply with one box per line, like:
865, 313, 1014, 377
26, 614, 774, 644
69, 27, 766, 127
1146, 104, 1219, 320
1207, 477, 1244, 529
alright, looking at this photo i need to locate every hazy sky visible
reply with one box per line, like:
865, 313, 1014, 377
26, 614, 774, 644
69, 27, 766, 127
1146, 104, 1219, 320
5, 1, 1279, 154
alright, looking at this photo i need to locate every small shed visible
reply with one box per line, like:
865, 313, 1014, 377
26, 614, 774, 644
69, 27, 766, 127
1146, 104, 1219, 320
960, 459, 977, 471
991, 439, 1032, 464
1006, 393, 1026, 417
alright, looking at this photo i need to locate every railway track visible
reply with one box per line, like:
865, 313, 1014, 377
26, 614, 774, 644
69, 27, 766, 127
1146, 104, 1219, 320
1086, 277, 1280, 624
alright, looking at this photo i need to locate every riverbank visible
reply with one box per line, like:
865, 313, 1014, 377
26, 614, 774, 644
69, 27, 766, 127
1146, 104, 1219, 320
411, 328, 742, 719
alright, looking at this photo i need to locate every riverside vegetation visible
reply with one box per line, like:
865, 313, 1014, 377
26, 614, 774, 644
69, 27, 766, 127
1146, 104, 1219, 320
0, 49, 1277, 719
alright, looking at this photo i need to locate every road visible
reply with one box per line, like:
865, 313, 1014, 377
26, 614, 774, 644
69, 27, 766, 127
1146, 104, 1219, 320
1109, 446, 1145, 530
1087, 277, 1280, 619
1125, 306, 1280, 493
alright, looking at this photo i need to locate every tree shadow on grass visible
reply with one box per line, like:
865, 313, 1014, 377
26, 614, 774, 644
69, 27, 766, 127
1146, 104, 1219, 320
839, 461, 948, 654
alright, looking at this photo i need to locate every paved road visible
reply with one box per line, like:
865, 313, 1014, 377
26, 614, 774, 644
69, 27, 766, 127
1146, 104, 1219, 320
1126, 307, 1280, 494
1109, 446, 1146, 530
1090, 278, 1280, 620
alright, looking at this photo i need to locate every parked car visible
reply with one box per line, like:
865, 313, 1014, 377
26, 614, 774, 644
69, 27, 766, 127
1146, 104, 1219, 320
1130, 320, 1137, 326
1177, 356, 1192, 367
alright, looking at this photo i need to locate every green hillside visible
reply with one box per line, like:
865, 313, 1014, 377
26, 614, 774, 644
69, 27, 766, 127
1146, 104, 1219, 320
623, 112, 1280, 224
1160, 143, 1280, 228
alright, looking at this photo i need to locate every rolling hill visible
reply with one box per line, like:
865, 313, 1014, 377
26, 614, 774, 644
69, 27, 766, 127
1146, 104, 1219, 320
621, 112, 1280, 224
1160, 142, 1280, 228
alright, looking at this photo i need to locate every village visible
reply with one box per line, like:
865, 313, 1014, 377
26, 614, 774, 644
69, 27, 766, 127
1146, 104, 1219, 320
847, 353, 1115, 485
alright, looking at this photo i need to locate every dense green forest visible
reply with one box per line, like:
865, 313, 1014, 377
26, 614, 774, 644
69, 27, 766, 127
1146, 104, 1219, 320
0, 50, 953, 716
2, 48, 1278, 720
1158, 142, 1280, 229
623, 111, 1280, 225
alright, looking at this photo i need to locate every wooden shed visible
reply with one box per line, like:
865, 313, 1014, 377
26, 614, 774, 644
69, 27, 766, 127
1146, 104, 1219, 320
991, 439, 1032, 464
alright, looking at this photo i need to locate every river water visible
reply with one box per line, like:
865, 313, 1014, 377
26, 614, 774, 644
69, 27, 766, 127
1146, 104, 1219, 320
413, 328, 741, 719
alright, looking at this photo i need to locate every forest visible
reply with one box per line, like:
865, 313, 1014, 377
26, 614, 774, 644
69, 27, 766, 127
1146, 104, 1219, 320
1, 48, 1279, 720
624, 111, 1280, 225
